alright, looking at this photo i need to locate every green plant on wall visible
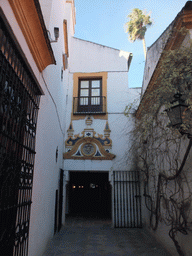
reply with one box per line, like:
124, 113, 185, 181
126, 28, 192, 256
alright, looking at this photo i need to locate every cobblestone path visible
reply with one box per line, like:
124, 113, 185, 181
43, 216, 171, 256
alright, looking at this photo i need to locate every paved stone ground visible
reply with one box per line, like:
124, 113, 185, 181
43, 216, 171, 256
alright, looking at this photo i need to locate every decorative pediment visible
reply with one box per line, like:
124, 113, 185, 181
63, 137, 115, 160
63, 118, 115, 160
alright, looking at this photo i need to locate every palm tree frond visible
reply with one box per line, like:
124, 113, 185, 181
125, 8, 152, 58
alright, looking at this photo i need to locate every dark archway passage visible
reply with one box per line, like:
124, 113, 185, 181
68, 171, 111, 219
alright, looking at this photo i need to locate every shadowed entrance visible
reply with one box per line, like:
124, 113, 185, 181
68, 171, 111, 219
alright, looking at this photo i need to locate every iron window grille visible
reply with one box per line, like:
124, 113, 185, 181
0, 17, 42, 256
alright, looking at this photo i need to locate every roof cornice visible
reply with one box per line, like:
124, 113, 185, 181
8, 0, 56, 72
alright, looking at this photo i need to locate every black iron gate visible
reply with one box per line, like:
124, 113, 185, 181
58, 169, 63, 232
54, 169, 64, 234
113, 171, 142, 228
0, 17, 41, 255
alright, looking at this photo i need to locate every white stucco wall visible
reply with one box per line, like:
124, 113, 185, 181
39, 0, 54, 28
71, 37, 129, 72
28, 1, 75, 255
141, 23, 173, 96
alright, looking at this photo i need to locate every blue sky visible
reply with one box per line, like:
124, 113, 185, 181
74, 0, 189, 88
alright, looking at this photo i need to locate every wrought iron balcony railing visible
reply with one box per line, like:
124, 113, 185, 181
73, 96, 106, 114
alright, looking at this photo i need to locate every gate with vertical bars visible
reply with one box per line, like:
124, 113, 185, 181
113, 171, 142, 228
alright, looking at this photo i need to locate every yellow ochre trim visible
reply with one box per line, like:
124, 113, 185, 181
72, 72, 108, 120
63, 20, 69, 57
8, 0, 56, 72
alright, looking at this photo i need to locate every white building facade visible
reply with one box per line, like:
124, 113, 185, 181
63, 37, 141, 226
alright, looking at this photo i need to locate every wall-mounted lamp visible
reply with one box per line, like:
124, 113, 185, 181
48, 27, 59, 43
165, 93, 190, 136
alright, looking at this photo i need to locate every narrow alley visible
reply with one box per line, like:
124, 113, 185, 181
43, 217, 171, 256
1, 1, 192, 256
